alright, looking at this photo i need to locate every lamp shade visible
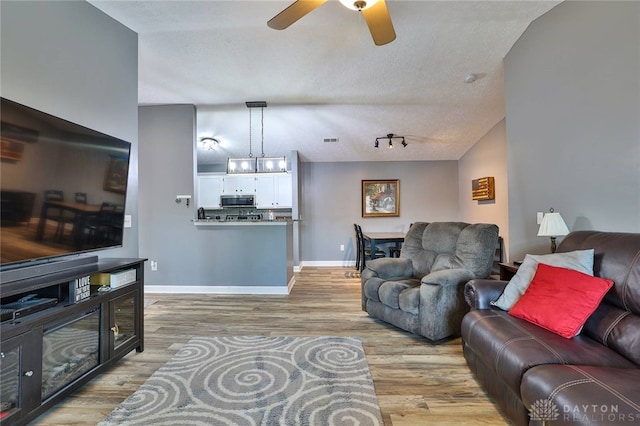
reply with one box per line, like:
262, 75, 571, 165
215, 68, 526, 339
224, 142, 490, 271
537, 212, 569, 237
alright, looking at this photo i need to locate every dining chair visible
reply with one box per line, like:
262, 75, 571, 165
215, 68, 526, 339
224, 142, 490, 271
354, 224, 386, 271
43, 190, 67, 241
75, 192, 87, 204
389, 223, 413, 257
56, 192, 88, 242
86, 202, 117, 245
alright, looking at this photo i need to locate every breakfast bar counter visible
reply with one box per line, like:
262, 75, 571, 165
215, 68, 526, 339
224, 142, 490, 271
182, 219, 294, 294
193, 219, 292, 227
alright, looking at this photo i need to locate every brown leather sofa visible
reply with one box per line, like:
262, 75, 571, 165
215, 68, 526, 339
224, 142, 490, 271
461, 231, 640, 425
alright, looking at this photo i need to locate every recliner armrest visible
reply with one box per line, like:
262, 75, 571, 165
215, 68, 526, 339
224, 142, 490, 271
421, 268, 475, 287
362, 257, 413, 280
464, 279, 507, 310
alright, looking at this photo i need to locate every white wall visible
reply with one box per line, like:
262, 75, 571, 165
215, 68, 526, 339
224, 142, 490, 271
1, 0, 139, 259
505, 1, 640, 260
458, 119, 509, 260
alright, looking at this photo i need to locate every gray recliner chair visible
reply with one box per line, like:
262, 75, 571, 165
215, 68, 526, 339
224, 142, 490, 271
361, 222, 499, 342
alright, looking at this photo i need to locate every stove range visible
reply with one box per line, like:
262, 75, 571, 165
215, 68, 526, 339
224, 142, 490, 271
224, 214, 262, 221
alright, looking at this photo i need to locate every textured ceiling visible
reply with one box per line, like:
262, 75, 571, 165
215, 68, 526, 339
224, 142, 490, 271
88, 0, 560, 163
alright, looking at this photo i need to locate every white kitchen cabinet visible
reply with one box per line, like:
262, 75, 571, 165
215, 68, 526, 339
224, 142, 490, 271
256, 173, 292, 208
197, 174, 224, 209
275, 173, 293, 208
223, 175, 256, 194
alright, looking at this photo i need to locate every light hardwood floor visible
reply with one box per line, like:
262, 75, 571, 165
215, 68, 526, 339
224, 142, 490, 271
32, 267, 508, 425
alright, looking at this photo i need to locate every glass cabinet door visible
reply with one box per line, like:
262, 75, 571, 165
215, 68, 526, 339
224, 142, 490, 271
0, 331, 37, 424
41, 310, 100, 400
110, 292, 138, 355
0, 343, 21, 421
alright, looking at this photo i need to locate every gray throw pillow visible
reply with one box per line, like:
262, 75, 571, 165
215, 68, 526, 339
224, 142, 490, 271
491, 249, 595, 311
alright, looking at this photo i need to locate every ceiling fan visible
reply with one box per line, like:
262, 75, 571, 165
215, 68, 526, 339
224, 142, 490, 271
267, 0, 396, 46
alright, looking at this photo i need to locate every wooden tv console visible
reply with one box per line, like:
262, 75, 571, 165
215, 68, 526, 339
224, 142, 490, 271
0, 257, 146, 425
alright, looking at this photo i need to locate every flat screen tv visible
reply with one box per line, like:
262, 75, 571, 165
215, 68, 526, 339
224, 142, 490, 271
1, 97, 132, 271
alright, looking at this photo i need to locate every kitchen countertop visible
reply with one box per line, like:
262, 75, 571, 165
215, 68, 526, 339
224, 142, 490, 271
193, 219, 293, 226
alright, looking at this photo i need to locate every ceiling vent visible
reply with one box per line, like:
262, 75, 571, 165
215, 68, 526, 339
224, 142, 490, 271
323, 137, 339, 143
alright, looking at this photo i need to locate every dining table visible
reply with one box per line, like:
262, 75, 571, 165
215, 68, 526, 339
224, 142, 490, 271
362, 231, 405, 257
36, 200, 102, 249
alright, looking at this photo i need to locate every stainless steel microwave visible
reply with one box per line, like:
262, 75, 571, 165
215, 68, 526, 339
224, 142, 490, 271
220, 194, 256, 208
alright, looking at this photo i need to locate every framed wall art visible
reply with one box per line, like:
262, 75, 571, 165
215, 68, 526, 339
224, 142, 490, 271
103, 156, 129, 194
362, 179, 399, 217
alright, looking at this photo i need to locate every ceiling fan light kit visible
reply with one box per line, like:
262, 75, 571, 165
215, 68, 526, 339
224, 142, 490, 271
339, 0, 375, 11
268, 0, 395, 46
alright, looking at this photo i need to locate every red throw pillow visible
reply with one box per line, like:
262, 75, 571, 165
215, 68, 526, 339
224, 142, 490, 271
509, 263, 613, 339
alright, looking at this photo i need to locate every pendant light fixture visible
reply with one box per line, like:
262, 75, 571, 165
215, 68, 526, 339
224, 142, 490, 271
227, 102, 261, 174
227, 101, 286, 174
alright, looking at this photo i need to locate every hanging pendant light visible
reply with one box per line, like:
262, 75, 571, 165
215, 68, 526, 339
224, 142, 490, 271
227, 101, 286, 174
254, 102, 287, 173
227, 102, 261, 174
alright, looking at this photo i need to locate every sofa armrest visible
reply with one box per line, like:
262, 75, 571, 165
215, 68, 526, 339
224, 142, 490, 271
362, 257, 413, 280
464, 279, 507, 310
421, 268, 475, 287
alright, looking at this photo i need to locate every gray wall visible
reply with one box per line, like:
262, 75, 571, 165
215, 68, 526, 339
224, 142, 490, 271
0, 0, 139, 259
139, 105, 298, 287
458, 119, 510, 259
138, 105, 198, 284
300, 161, 459, 264
505, 1, 640, 260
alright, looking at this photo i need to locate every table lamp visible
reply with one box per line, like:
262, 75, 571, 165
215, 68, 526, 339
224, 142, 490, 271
537, 208, 569, 253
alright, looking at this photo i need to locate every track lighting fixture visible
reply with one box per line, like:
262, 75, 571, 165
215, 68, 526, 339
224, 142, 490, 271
374, 133, 406, 149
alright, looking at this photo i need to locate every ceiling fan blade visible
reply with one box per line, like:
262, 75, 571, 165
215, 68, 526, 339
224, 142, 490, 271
361, 0, 396, 46
267, 0, 328, 30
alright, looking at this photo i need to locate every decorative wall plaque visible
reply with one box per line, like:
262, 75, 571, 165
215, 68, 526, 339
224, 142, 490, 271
472, 177, 495, 201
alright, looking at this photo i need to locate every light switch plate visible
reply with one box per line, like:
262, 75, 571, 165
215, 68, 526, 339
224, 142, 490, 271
124, 215, 132, 228
536, 212, 544, 225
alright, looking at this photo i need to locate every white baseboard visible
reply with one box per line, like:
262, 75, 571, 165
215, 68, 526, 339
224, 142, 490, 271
298, 261, 356, 268
146, 276, 296, 295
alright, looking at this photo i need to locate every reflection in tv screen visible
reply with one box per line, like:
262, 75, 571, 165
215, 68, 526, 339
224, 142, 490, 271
0, 97, 131, 268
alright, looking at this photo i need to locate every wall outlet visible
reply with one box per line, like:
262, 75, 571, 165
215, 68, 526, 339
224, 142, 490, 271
536, 212, 544, 225
340, 244, 345, 251
150, 261, 158, 271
